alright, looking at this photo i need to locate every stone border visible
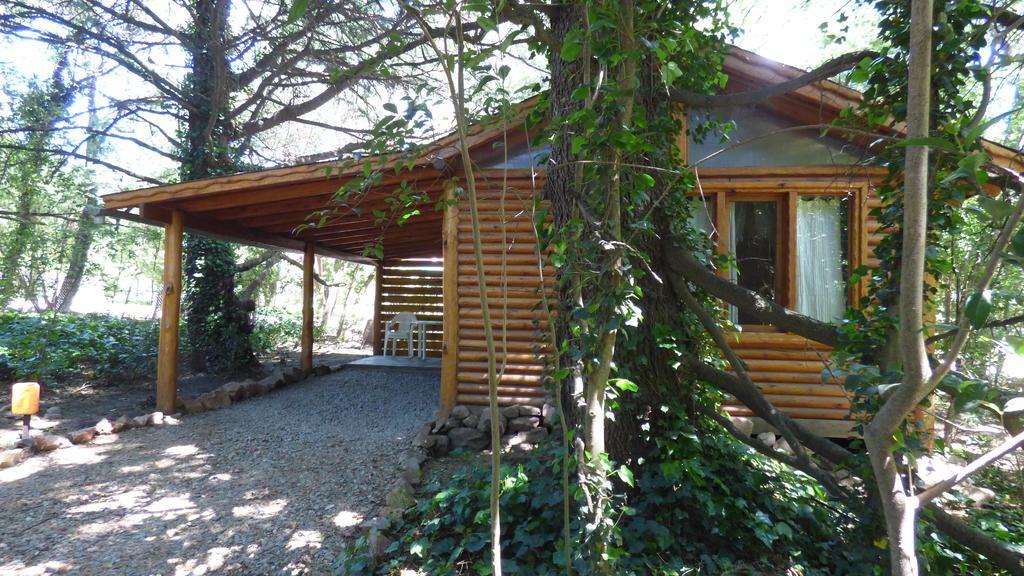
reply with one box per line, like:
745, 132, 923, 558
0, 363, 343, 471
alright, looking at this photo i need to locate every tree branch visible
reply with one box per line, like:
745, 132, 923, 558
917, 430, 1024, 504
662, 239, 840, 347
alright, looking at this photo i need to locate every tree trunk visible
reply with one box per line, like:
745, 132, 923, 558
180, 0, 257, 375
864, 1, 933, 574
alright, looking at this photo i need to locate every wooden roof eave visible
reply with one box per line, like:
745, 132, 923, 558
114, 204, 379, 265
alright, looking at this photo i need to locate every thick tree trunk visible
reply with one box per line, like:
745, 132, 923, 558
180, 0, 257, 374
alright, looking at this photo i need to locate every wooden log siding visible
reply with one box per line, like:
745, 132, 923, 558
451, 171, 554, 407
377, 260, 444, 357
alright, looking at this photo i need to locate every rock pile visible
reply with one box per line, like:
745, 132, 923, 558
415, 403, 558, 457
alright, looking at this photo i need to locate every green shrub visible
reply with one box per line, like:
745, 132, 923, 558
336, 415, 880, 575
251, 307, 303, 357
0, 310, 159, 385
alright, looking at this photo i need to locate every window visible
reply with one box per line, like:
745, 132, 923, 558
730, 201, 779, 324
796, 196, 847, 323
686, 188, 854, 326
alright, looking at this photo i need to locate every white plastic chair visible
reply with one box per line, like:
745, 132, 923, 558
383, 312, 417, 356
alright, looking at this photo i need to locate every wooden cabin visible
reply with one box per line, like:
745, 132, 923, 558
101, 47, 1022, 437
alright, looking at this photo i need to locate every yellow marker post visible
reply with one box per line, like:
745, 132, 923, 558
11, 382, 40, 440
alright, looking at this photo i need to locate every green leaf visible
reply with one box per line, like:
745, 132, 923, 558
892, 136, 960, 153
977, 196, 1015, 220
615, 465, 635, 487
1010, 227, 1024, 258
560, 28, 582, 62
965, 290, 993, 329
382, 102, 398, 114
287, 0, 308, 23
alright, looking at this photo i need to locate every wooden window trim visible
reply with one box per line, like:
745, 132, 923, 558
686, 174, 874, 327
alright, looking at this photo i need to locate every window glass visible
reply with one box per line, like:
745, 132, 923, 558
687, 196, 716, 246
796, 196, 847, 322
730, 201, 777, 324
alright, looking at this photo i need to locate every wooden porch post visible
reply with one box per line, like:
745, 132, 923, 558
156, 209, 183, 414
372, 263, 383, 355
301, 242, 315, 372
439, 183, 459, 417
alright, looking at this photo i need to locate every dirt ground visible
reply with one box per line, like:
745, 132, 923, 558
1, 346, 369, 448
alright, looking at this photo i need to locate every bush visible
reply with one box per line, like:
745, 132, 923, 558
251, 307, 303, 357
336, 415, 881, 576
0, 310, 158, 385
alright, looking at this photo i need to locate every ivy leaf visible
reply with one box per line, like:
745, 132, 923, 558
615, 465, 635, 487
964, 290, 993, 329
977, 196, 1015, 220
287, 0, 308, 23
1010, 227, 1024, 258
560, 29, 582, 62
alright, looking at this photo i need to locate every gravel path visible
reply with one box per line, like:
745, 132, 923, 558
0, 367, 438, 576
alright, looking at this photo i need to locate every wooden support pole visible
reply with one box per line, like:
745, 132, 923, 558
156, 209, 183, 414
372, 263, 383, 355
301, 242, 315, 372
440, 183, 460, 417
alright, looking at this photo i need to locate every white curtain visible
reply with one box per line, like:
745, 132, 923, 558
796, 197, 845, 323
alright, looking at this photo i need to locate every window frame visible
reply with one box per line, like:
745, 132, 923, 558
686, 170, 873, 327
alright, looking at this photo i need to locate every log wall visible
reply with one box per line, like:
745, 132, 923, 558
449, 170, 554, 407
377, 259, 443, 357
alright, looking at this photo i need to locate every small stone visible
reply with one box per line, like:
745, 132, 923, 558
163, 415, 181, 425
44, 406, 62, 419
401, 456, 421, 485
730, 416, 754, 437
964, 485, 996, 507
509, 416, 540, 432
30, 434, 72, 453
451, 405, 470, 420
132, 414, 151, 427
94, 418, 114, 435
0, 448, 26, 468
501, 406, 520, 419
466, 405, 486, 416
423, 434, 450, 457
112, 415, 135, 432
518, 405, 542, 417
199, 390, 231, 411
282, 367, 306, 385
510, 443, 535, 454
449, 427, 489, 451
773, 438, 793, 455
219, 381, 247, 401
542, 403, 557, 426
248, 381, 272, 396
313, 364, 331, 376
382, 506, 404, 522
521, 427, 548, 444
462, 414, 479, 429
258, 371, 284, 389
360, 516, 388, 531
756, 432, 776, 447
413, 423, 432, 448
179, 396, 205, 414
368, 529, 391, 563
385, 481, 416, 510
476, 411, 506, 435
68, 427, 97, 444
150, 412, 165, 425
